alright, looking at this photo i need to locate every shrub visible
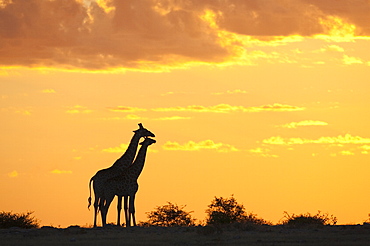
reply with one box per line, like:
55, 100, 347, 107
139, 202, 196, 227
0, 211, 40, 229
205, 196, 267, 225
281, 211, 337, 227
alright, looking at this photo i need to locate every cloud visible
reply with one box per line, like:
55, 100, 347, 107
160, 92, 188, 96
125, 114, 147, 120
41, 89, 56, 93
153, 104, 244, 113
50, 169, 72, 174
360, 145, 370, 150
155, 116, 191, 121
15, 109, 31, 116
103, 143, 157, 153
8, 170, 18, 178
342, 55, 363, 65
153, 103, 304, 113
102, 143, 129, 153
66, 105, 92, 114
163, 140, 238, 153
212, 89, 247, 95
340, 150, 354, 156
248, 148, 278, 158
263, 134, 370, 145
322, 45, 345, 53
246, 103, 305, 112
1, 0, 369, 71
278, 120, 328, 128
108, 106, 147, 113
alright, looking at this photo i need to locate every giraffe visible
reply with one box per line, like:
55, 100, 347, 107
88, 123, 155, 227
100, 137, 156, 227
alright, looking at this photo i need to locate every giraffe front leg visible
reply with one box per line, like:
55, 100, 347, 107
129, 194, 137, 227
124, 196, 129, 227
117, 196, 122, 226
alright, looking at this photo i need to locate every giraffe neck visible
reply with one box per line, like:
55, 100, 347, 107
112, 132, 141, 170
128, 144, 150, 179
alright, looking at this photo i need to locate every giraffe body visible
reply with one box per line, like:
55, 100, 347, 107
100, 137, 156, 227
88, 123, 155, 227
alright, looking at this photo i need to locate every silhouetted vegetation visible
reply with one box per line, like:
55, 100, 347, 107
205, 196, 268, 226
139, 202, 195, 227
281, 211, 337, 227
0, 211, 40, 229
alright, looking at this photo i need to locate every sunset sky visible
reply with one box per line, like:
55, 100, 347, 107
1, 0, 370, 227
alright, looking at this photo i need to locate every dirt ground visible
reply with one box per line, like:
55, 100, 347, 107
1, 224, 369, 246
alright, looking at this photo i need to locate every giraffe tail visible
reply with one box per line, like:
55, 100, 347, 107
88, 176, 94, 210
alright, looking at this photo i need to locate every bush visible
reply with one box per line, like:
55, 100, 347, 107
139, 202, 196, 227
0, 211, 40, 229
281, 211, 337, 227
205, 196, 267, 225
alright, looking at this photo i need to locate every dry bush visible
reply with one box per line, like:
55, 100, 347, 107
0, 211, 40, 229
281, 211, 337, 227
139, 202, 196, 227
205, 196, 269, 226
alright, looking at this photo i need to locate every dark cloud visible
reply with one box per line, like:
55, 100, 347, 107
0, 0, 369, 70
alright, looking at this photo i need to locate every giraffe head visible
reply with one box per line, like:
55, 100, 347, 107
140, 137, 156, 146
134, 123, 155, 138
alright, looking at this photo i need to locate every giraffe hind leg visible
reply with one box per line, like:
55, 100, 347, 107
101, 195, 114, 227
93, 197, 100, 227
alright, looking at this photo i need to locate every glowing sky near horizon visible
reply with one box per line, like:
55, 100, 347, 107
1, 0, 370, 227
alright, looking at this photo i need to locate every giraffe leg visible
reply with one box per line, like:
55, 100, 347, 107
99, 198, 107, 227
117, 196, 122, 226
101, 195, 113, 227
124, 196, 129, 227
129, 194, 137, 226
93, 196, 100, 227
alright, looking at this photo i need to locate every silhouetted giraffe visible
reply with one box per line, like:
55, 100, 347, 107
88, 123, 155, 227
100, 137, 156, 227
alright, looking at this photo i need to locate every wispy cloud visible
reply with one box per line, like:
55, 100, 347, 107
340, 150, 355, 156
163, 140, 238, 153
102, 143, 129, 153
153, 103, 304, 113
212, 89, 247, 95
246, 104, 305, 112
41, 89, 56, 94
248, 148, 278, 158
153, 104, 241, 113
66, 105, 92, 114
342, 55, 363, 65
50, 169, 72, 174
108, 106, 147, 113
155, 116, 191, 121
278, 120, 328, 129
103, 143, 157, 153
319, 45, 345, 53
15, 109, 32, 116
8, 170, 18, 178
263, 134, 370, 145
160, 92, 188, 96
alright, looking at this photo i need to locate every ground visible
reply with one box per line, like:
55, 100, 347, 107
1, 224, 369, 245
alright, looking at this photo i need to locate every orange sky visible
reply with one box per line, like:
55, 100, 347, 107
1, 0, 370, 227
